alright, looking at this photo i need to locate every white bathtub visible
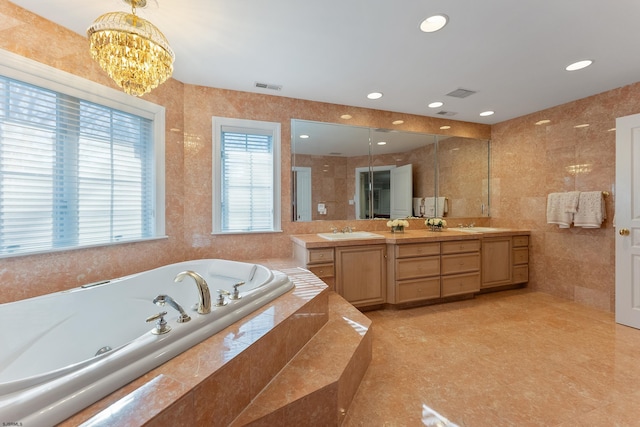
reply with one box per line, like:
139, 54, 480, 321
0, 259, 294, 425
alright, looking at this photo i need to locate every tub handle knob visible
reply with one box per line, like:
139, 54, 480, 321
146, 311, 172, 335
216, 289, 230, 307
230, 281, 245, 300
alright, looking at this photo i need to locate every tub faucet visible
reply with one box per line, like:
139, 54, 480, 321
174, 271, 212, 314
153, 294, 191, 323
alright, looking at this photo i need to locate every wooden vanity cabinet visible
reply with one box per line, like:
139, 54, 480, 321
335, 245, 386, 309
512, 235, 529, 284
440, 240, 481, 297
481, 237, 512, 289
294, 246, 335, 290
388, 242, 441, 304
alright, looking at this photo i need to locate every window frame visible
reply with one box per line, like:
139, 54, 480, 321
0, 49, 166, 257
212, 116, 281, 234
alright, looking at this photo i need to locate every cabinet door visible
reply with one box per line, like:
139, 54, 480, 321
481, 237, 512, 288
336, 245, 386, 307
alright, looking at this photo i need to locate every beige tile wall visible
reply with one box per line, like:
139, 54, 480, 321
490, 84, 640, 311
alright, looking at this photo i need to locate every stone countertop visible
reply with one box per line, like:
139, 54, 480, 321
291, 228, 531, 248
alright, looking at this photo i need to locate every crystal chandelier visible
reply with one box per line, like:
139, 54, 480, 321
87, 0, 175, 97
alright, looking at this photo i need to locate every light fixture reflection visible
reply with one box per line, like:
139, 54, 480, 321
87, 0, 175, 97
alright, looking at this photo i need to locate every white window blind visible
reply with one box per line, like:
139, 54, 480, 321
0, 75, 154, 256
221, 129, 273, 231
213, 117, 281, 234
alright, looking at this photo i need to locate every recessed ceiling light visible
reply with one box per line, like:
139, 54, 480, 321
480, 111, 495, 117
341, 114, 352, 120
440, 125, 451, 130
299, 134, 309, 139
428, 101, 444, 108
377, 141, 387, 145
565, 60, 593, 71
367, 92, 383, 100
392, 120, 404, 125
535, 119, 551, 125
574, 123, 590, 128
419, 14, 448, 33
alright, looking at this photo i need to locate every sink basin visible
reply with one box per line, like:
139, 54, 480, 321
454, 227, 503, 233
317, 231, 385, 241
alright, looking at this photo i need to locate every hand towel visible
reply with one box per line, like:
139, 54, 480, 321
546, 192, 572, 228
437, 196, 449, 215
413, 197, 424, 217
563, 191, 580, 213
574, 191, 606, 228
424, 197, 446, 217
424, 197, 436, 217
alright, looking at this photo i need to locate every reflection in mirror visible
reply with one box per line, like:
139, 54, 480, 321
292, 120, 369, 221
291, 119, 489, 222
437, 136, 490, 218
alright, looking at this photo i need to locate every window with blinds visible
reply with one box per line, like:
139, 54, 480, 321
0, 75, 155, 256
212, 117, 281, 233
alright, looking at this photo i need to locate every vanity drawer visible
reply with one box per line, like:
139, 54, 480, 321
513, 235, 529, 247
441, 253, 480, 275
397, 277, 441, 303
307, 248, 334, 264
441, 240, 481, 254
513, 247, 529, 265
512, 265, 528, 283
307, 263, 334, 279
441, 272, 481, 297
396, 242, 440, 258
396, 256, 440, 280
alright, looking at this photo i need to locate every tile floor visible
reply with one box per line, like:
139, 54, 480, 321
343, 289, 640, 427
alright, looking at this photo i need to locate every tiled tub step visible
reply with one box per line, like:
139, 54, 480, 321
230, 292, 372, 426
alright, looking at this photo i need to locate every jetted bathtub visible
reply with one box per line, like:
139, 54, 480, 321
0, 259, 294, 425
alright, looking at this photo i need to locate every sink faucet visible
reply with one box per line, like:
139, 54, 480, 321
153, 294, 191, 323
342, 226, 354, 233
174, 270, 211, 314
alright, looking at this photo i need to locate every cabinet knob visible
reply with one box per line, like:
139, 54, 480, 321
619, 228, 630, 236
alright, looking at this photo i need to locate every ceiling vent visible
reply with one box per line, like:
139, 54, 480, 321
436, 110, 457, 116
446, 88, 476, 98
254, 82, 282, 91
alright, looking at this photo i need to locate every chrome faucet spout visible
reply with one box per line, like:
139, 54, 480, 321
153, 294, 191, 323
174, 270, 212, 314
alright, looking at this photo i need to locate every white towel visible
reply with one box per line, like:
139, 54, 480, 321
546, 192, 572, 228
574, 191, 606, 228
413, 197, 424, 217
563, 191, 580, 213
437, 197, 449, 215
424, 197, 447, 217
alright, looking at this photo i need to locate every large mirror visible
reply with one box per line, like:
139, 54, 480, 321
291, 119, 489, 222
